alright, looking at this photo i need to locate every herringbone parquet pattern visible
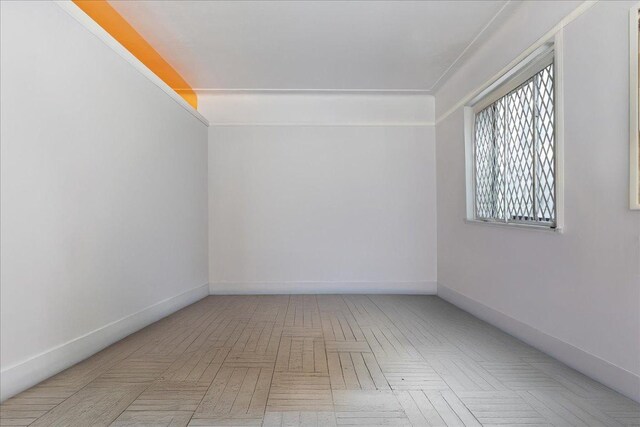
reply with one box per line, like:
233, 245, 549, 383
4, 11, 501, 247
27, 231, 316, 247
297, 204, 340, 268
1, 295, 638, 426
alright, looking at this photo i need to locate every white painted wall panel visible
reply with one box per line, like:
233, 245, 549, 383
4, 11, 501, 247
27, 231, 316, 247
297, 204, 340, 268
200, 94, 437, 293
0, 1, 208, 399
201, 93, 434, 125
435, 0, 640, 400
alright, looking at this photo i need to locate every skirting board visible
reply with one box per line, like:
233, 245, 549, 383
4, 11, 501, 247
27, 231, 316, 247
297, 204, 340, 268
210, 281, 437, 295
438, 283, 640, 403
0, 283, 209, 402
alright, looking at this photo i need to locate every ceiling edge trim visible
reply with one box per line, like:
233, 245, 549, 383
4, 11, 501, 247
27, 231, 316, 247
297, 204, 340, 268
435, 0, 598, 125
194, 89, 433, 95
54, 1, 208, 126
208, 122, 435, 127
428, 0, 515, 93
72, 0, 197, 109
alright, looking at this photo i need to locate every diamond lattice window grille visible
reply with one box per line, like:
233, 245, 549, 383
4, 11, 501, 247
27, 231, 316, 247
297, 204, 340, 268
474, 63, 555, 226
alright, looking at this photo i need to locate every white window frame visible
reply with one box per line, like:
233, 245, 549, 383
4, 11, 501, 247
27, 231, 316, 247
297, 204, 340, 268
464, 34, 564, 232
629, 4, 640, 210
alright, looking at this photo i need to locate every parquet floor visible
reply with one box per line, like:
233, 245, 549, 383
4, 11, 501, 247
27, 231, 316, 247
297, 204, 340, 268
1, 295, 638, 426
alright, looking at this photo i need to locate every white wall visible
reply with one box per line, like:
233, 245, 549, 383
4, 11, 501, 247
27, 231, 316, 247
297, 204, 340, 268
435, 0, 640, 401
0, 1, 209, 400
200, 94, 437, 294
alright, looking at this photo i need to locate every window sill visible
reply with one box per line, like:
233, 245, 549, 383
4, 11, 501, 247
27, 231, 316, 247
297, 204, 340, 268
464, 218, 563, 234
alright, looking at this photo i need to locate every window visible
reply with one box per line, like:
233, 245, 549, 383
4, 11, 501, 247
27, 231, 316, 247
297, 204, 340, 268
471, 54, 556, 228
629, 7, 640, 209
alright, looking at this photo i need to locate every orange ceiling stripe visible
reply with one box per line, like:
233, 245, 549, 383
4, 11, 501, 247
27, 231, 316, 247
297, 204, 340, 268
73, 0, 197, 109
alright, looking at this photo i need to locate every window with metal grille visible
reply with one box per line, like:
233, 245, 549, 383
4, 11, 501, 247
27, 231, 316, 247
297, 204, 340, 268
473, 61, 556, 227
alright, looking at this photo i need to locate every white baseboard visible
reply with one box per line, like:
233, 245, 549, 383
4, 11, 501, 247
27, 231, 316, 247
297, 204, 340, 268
0, 283, 209, 402
209, 281, 437, 295
437, 283, 640, 403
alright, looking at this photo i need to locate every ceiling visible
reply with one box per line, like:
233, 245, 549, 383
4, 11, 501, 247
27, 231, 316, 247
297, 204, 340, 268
108, 0, 512, 93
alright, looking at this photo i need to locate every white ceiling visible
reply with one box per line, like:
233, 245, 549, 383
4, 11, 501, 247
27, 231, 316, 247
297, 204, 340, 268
109, 0, 512, 93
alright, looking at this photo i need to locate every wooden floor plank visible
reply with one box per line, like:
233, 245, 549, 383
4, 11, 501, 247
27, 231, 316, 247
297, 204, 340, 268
267, 372, 333, 412
111, 410, 193, 427
1, 295, 637, 427
30, 383, 147, 427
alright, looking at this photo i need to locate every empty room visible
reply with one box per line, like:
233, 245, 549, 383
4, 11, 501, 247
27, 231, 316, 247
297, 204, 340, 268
1, 0, 639, 425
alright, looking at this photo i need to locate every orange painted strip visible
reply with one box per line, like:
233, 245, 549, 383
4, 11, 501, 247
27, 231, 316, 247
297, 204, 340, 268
73, 0, 197, 109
